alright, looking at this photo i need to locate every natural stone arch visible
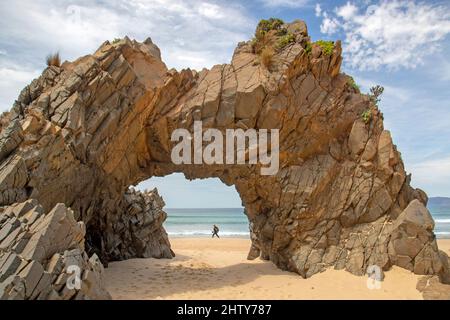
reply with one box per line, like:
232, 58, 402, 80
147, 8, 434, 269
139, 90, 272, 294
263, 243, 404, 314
0, 20, 449, 299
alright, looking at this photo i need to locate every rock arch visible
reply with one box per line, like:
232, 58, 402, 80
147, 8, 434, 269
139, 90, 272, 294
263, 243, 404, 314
0, 20, 449, 299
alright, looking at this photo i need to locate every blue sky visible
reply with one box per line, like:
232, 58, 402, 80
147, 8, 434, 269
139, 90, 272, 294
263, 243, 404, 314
1, 0, 450, 207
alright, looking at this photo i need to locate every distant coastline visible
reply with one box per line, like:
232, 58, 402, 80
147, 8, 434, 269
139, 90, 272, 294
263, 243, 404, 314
429, 197, 450, 206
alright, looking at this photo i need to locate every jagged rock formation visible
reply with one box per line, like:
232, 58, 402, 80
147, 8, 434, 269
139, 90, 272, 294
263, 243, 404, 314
0, 188, 170, 299
0, 200, 111, 299
0, 19, 449, 299
87, 187, 174, 262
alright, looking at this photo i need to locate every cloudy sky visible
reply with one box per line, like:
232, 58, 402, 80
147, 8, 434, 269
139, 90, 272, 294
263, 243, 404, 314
1, 0, 450, 207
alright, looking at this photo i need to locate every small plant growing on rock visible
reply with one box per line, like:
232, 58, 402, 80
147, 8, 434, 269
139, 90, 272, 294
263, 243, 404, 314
348, 77, 360, 91
251, 18, 299, 69
276, 28, 288, 36
256, 18, 285, 35
369, 85, 384, 105
260, 47, 275, 68
252, 17, 286, 54
252, 31, 275, 54
277, 33, 295, 49
112, 38, 121, 44
315, 40, 334, 56
46, 52, 61, 67
304, 42, 312, 55
362, 109, 372, 124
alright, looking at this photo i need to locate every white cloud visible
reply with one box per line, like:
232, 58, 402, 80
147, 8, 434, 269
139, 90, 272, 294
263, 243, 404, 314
315, 4, 322, 17
198, 3, 224, 19
0, 64, 40, 111
259, 0, 309, 8
0, 0, 255, 112
410, 156, 450, 197
0, 0, 252, 67
319, 0, 450, 71
335, 2, 358, 20
320, 13, 339, 34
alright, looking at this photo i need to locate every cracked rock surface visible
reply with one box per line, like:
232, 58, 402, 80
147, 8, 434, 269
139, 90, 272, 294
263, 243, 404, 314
0, 200, 111, 299
0, 20, 449, 299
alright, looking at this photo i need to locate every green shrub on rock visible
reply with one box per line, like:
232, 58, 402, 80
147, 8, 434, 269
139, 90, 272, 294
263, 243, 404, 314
369, 85, 384, 106
348, 77, 360, 91
362, 110, 372, 124
256, 18, 285, 35
277, 33, 295, 49
315, 40, 334, 56
304, 42, 312, 55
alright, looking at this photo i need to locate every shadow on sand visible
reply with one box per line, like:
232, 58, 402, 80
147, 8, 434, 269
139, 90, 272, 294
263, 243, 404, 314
105, 252, 296, 299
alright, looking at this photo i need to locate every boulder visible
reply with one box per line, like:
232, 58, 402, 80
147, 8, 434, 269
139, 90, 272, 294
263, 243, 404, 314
0, 201, 111, 300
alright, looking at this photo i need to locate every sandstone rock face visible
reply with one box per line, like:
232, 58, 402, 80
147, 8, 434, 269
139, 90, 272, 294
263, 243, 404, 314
0, 21, 449, 299
0, 200, 111, 299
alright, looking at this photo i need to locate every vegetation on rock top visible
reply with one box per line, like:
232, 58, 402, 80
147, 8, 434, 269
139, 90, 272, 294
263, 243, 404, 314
315, 40, 334, 56
362, 109, 372, 124
46, 52, 61, 67
256, 18, 285, 36
252, 18, 298, 68
348, 77, 360, 91
362, 85, 385, 124
369, 85, 384, 106
277, 33, 296, 49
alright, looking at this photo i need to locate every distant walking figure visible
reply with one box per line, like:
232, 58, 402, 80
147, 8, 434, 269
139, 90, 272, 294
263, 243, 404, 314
212, 224, 220, 238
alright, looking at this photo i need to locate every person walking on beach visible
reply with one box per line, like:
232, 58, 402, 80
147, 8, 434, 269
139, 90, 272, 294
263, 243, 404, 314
212, 224, 220, 238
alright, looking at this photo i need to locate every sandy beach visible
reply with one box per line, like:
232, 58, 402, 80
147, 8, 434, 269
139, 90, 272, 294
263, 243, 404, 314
104, 238, 450, 300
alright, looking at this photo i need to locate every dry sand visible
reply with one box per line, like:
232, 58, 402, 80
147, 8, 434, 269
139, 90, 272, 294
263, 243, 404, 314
104, 238, 450, 300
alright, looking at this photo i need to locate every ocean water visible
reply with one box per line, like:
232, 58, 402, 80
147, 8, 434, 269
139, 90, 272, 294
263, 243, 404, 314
164, 205, 450, 239
164, 208, 250, 238
428, 203, 450, 239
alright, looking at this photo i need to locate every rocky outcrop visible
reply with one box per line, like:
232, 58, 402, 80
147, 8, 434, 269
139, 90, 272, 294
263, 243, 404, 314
0, 188, 171, 300
0, 19, 449, 299
0, 200, 111, 299
87, 187, 174, 262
